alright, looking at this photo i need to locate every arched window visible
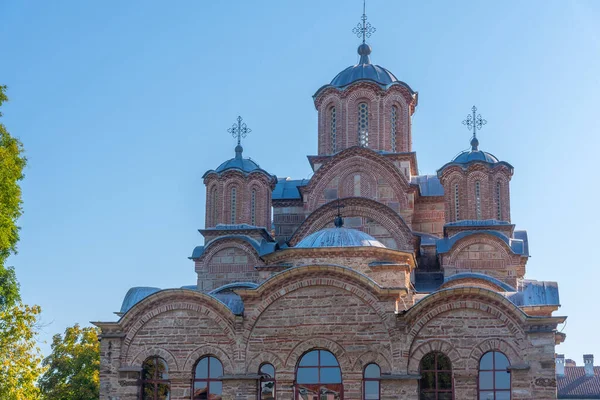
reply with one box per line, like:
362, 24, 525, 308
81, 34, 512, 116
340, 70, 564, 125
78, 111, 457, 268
363, 363, 380, 400
211, 187, 218, 226
454, 183, 460, 221
259, 363, 276, 400
251, 189, 257, 226
475, 181, 482, 220
230, 187, 237, 224
478, 351, 511, 400
140, 356, 170, 400
330, 106, 337, 153
419, 352, 453, 400
295, 349, 342, 399
358, 102, 369, 147
391, 105, 398, 152
496, 181, 502, 220
193, 356, 223, 400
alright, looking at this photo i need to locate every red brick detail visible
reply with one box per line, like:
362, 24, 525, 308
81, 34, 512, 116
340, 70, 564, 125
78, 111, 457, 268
467, 338, 523, 372
288, 197, 415, 251
351, 350, 393, 374
285, 337, 351, 370
407, 339, 461, 374
129, 347, 180, 372
182, 344, 235, 373
245, 351, 285, 375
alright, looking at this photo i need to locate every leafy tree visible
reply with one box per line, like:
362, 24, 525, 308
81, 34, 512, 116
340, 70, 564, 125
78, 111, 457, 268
39, 324, 100, 400
0, 86, 44, 399
0, 303, 44, 400
0, 85, 26, 310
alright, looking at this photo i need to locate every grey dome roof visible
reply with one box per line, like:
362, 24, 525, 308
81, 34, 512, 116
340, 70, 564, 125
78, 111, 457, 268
452, 149, 499, 164
215, 145, 261, 173
296, 227, 386, 248
119, 287, 161, 314
331, 44, 398, 87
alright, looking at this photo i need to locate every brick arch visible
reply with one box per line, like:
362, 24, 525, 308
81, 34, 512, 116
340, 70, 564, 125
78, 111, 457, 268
303, 147, 411, 209
198, 237, 262, 266
345, 87, 380, 149
318, 94, 344, 155
407, 339, 462, 374
446, 233, 513, 268
119, 291, 236, 366
467, 170, 491, 220
339, 169, 377, 199
130, 347, 179, 372
289, 197, 414, 251
467, 338, 523, 372
285, 337, 350, 371
182, 344, 235, 374
383, 93, 410, 152
404, 287, 527, 351
241, 265, 396, 354
246, 351, 285, 375
352, 350, 393, 374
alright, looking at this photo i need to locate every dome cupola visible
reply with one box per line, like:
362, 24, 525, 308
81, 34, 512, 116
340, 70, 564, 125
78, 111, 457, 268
330, 43, 399, 87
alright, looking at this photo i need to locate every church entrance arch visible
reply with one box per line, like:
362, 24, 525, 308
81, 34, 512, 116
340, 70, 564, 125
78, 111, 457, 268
289, 197, 414, 251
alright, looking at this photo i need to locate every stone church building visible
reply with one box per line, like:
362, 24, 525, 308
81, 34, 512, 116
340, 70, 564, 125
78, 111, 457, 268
94, 8, 566, 400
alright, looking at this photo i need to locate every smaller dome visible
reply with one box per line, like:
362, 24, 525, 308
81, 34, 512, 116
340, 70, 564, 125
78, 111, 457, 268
452, 149, 499, 164
215, 157, 261, 173
331, 63, 398, 87
296, 227, 386, 248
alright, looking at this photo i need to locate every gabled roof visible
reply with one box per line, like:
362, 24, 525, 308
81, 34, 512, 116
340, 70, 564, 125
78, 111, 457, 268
558, 367, 600, 399
411, 175, 444, 197
273, 178, 309, 200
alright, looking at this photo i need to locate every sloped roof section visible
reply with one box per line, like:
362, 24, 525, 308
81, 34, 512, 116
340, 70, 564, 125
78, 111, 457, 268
273, 178, 309, 200
558, 366, 600, 399
411, 175, 444, 197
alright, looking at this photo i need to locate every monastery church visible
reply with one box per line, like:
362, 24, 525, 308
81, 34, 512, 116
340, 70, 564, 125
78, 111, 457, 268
94, 5, 566, 400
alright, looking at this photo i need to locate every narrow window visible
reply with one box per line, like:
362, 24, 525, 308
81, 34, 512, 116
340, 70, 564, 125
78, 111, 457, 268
454, 183, 460, 221
475, 181, 482, 220
478, 351, 511, 400
419, 352, 453, 400
363, 363, 380, 400
391, 105, 398, 152
496, 181, 502, 220
193, 356, 223, 400
259, 363, 276, 400
140, 357, 170, 400
354, 174, 361, 197
251, 189, 257, 226
295, 350, 342, 399
330, 106, 337, 153
358, 102, 369, 147
212, 188, 218, 226
230, 187, 237, 224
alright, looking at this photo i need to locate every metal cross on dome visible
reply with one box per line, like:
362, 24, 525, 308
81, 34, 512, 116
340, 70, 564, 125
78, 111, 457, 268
228, 116, 251, 146
352, 0, 376, 44
462, 105, 487, 139
334, 198, 346, 228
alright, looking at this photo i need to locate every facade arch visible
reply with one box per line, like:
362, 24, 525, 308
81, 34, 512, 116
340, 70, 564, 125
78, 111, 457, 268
130, 347, 179, 372
383, 93, 410, 152
289, 197, 414, 251
467, 338, 523, 372
285, 337, 350, 371
182, 344, 235, 374
352, 351, 392, 374
246, 351, 285, 374
407, 339, 461, 374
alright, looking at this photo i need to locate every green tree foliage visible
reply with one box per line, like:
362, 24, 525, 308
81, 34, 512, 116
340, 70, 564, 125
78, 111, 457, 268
0, 303, 44, 400
0, 86, 44, 399
0, 85, 26, 310
40, 324, 100, 400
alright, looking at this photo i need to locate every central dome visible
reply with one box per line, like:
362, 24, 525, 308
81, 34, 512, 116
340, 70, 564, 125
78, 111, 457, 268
296, 227, 386, 248
330, 44, 398, 87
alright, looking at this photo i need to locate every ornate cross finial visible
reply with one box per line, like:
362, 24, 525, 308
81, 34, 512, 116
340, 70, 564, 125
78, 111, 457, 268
334, 198, 346, 228
227, 116, 251, 147
462, 106, 487, 150
352, 0, 376, 44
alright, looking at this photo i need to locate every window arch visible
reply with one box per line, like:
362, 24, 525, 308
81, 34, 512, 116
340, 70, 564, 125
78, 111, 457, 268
391, 105, 398, 152
478, 351, 511, 400
230, 187, 237, 224
419, 351, 453, 400
454, 183, 460, 221
259, 363, 276, 400
330, 106, 337, 153
295, 349, 342, 399
363, 363, 380, 400
358, 102, 369, 147
193, 356, 223, 400
211, 187, 219, 226
475, 181, 482, 220
251, 188, 257, 226
496, 181, 502, 220
140, 356, 170, 400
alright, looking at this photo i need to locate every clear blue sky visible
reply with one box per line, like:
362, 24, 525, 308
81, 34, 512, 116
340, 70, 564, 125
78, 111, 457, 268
1, 1, 599, 364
